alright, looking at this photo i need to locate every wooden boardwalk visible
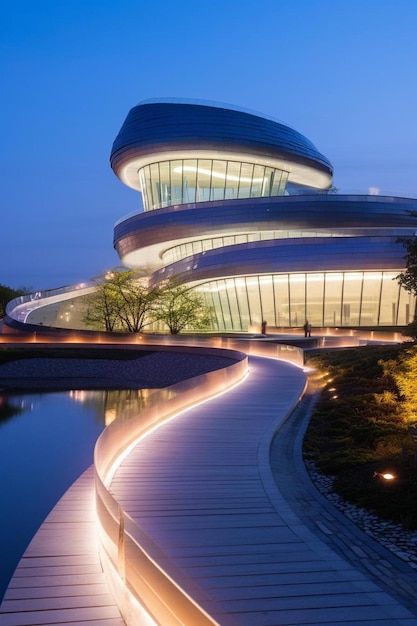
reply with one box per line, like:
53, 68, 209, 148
0, 467, 126, 626
2, 352, 417, 625
109, 355, 417, 626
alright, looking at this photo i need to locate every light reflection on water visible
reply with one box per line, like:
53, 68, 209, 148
0, 388, 151, 603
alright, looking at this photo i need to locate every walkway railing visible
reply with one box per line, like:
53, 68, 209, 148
94, 343, 248, 626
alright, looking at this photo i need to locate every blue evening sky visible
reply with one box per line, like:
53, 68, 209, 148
1, 0, 417, 290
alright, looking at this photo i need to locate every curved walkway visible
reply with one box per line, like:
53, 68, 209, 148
109, 355, 417, 625
2, 352, 417, 625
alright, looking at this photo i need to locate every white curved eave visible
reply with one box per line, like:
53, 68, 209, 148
115, 148, 332, 193
9, 286, 95, 324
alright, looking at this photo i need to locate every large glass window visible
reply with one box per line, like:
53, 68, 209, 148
273, 275, 290, 327
271, 170, 283, 196
238, 163, 254, 199
324, 273, 343, 326
196, 159, 212, 202
341, 272, 361, 326
224, 162, 240, 200
210, 160, 227, 201
195, 272, 416, 331
245, 277, 262, 326
306, 273, 325, 327
209, 281, 225, 330
217, 280, 233, 331
141, 166, 152, 211
262, 167, 273, 197
159, 161, 171, 207
225, 278, 241, 330
289, 274, 306, 326
150, 163, 161, 209
251, 165, 266, 197
234, 278, 251, 329
139, 159, 289, 211
379, 272, 400, 325
360, 272, 382, 326
259, 275, 274, 326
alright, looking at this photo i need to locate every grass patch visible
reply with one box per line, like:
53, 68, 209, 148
304, 344, 417, 529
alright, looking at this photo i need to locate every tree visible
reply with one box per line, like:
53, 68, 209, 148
83, 269, 156, 332
83, 275, 124, 331
396, 216, 417, 331
112, 271, 157, 333
0, 284, 30, 319
153, 279, 212, 334
396, 232, 417, 297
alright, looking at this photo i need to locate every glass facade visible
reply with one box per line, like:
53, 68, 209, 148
162, 231, 340, 264
111, 101, 417, 334
196, 271, 415, 331
138, 159, 289, 211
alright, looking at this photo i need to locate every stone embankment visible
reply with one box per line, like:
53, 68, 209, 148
306, 460, 417, 569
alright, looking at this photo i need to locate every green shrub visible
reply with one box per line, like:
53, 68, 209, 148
304, 344, 417, 529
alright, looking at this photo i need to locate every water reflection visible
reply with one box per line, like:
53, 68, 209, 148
0, 387, 153, 603
0, 395, 27, 424
68, 388, 158, 425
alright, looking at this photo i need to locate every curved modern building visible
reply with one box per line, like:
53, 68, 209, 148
110, 99, 417, 332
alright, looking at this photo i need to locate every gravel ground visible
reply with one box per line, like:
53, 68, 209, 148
306, 460, 417, 569
0, 352, 235, 390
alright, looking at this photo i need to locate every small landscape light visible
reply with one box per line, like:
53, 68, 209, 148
373, 471, 395, 480
381, 473, 395, 480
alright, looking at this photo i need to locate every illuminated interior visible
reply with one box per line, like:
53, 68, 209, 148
161, 231, 349, 264
194, 271, 414, 330
139, 158, 289, 211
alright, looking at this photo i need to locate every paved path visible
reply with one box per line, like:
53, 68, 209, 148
109, 355, 417, 625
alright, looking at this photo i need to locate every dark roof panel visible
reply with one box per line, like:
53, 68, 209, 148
110, 101, 333, 176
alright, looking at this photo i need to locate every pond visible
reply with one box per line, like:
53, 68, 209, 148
0, 388, 150, 602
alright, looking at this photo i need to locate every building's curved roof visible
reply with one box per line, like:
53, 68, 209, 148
110, 100, 333, 190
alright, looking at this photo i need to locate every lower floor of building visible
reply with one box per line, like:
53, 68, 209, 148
194, 270, 415, 332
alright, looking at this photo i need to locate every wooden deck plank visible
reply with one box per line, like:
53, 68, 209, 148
0, 467, 125, 626
108, 355, 417, 625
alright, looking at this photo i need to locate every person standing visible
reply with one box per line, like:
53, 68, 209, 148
303, 320, 311, 337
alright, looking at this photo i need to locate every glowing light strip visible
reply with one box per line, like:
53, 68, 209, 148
109, 520, 221, 626
173, 165, 265, 184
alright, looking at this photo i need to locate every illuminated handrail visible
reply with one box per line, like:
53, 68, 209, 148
94, 343, 248, 625
5, 281, 95, 324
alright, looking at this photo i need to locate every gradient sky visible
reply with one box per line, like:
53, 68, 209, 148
1, 0, 417, 290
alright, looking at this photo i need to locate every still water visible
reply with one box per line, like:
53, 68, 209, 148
0, 388, 149, 602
